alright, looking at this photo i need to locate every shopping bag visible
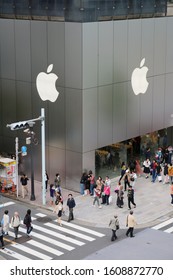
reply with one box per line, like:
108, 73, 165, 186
109, 195, 113, 204
158, 175, 162, 182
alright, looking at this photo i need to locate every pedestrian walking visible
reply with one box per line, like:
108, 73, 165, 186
121, 169, 130, 191
104, 176, 111, 205
88, 170, 95, 196
93, 186, 102, 208
109, 214, 120, 241
170, 183, 173, 206
151, 160, 157, 183
126, 210, 136, 238
53, 200, 63, 226
23, 209, 33, 236
50, 183, 55, 205
143, 159, 151, 179
0, 222, 5, 249
67, 194, 76, 222
11, 212, 21, 239
116, 184, 124, 208
80, 172, 87, 195
127, 185, 136, 210
45, 171, 49, 191
20, 174, 29, 198
1, 210, 10, 235
163, 163, 169, 184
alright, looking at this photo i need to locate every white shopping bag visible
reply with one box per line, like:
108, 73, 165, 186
109, 195, 113, 204
158, 175, 162, 182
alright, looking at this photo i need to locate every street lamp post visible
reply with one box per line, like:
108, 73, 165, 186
30, 125, 35, 201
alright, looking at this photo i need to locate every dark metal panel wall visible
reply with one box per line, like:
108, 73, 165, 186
98, 21, 113, 86
0, 20, 15, 80
113, 82, 127, 143
15, 20, 31, 82
113, 20, 128, 83
98, 85, 113, 148
65, 22, 82, 89
82, 22, 98, 89
83, 87, 98, 152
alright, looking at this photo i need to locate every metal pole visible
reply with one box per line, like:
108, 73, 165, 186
30, 126, 35, 201
41, 108, 46, 205
15, 137, 19, 198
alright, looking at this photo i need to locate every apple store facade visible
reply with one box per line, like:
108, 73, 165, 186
1, 1, 173, 191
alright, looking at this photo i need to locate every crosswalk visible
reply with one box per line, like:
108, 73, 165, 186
152, 218, 173, 234
0, 212, 105, 260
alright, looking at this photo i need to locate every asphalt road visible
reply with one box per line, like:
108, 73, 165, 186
1, 196, 173, 260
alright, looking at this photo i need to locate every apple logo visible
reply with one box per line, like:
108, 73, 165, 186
131, 58, 149, 95
36, 64, 59, 102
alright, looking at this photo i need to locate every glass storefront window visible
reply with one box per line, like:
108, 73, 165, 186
95, 128, 168, 179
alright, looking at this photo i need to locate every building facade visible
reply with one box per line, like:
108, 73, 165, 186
0, 1, 173, 191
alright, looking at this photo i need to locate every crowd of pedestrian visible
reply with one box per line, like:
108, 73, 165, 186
0, 207, 33, 249
1, 144, 173, 248
79, 145, 173, 241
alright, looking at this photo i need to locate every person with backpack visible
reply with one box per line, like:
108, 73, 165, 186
23, 209, 33, 236
11, 212, 21, 239
109, 214, 120, 241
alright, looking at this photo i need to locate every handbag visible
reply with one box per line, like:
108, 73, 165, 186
116, 225, 119, 230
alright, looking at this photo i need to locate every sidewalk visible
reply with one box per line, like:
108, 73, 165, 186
1, 175, 173, 229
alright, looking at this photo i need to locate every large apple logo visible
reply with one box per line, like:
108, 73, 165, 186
36, 64, 59, 102
131, 58, 149, 95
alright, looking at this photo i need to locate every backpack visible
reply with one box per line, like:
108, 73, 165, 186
23, 215, 28, 225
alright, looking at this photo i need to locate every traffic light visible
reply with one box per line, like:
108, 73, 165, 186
6, 121, 35, 131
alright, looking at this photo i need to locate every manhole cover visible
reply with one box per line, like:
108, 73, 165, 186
36, 217, 52, 223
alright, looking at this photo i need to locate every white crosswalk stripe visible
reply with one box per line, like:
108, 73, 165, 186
11, 243, 52, 260
0, 201, 15, 208
45, 222, 95, 241
0, 212, 105, 260
152, 218, 173, 233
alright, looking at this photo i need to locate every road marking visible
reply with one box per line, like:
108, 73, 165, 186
19, 226, 76, 250
164, 226, 173, 233
27, 240, 63, 256
46, 222, 94, 241
35, 213, 47, 217
1, 248, 30, 260
29, 223, 85, 246
61, 220, 105, 237
0, 201, 15, 208
152, 218, 173, 230
11, 243, 52, 260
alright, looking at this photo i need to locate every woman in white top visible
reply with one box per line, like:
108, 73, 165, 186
11, 212, 21, 239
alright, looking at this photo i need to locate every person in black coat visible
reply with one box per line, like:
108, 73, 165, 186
23, 209, 33, 236
67, 194, 76, 222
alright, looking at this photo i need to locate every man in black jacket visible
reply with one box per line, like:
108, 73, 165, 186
20, 174, 29, 199
67, 194, 76, 222
127, 185, 136, 210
